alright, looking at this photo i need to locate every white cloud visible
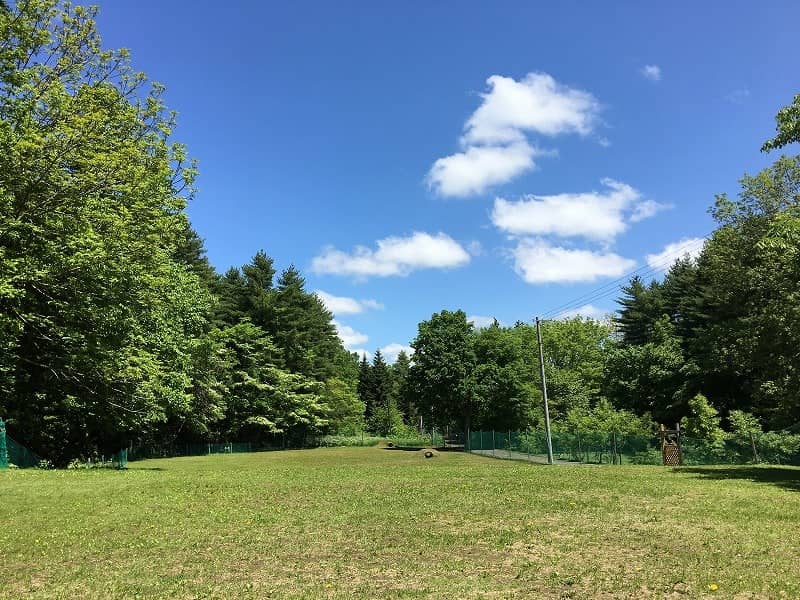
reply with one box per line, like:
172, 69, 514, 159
641, 65, 662, 81
315, 290, 383, 315
725, 88, 750, 104
311, 232, 470, 278
467, 240, 484, 256
629, 199, 670, 223
556, 304, 610, 320
379, 343, 414, 364
512, 239, 636, 284
645, 237, 705, 271
468, 315, 498, 329
427, 141, 540, 197
428, 72, 601, 197
350, 348, 372, 361
332, 320, 368, 348
492, 179, 664, 242
463, 73, 601, 144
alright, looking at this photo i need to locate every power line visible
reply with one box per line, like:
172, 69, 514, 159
541, 234, 710, 320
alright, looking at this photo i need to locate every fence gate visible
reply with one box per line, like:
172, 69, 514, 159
660, 424, 683, 466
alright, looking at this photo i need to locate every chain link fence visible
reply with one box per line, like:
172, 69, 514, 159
468, 430, 800, 466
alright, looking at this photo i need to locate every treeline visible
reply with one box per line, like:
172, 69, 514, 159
406, 93, 800, 441
0, 2, 364, 464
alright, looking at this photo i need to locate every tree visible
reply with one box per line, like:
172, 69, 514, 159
472, 323, 535, 430
212, 322, 327, 442
0, 0, 208, 463
614, 277, 666, 345
321, 377, 364, 435
212, 268, 249, 328
367, 349, 397, 435
409, 310, 476, 435
392, 350, 416, 426
241, 250, 275, 327
762, 93, 800, 152
269, 266, 342, 381
357, 354, 375, 421
604, 317, 689, 423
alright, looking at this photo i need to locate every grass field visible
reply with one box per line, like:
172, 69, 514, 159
2, 447, 799, 599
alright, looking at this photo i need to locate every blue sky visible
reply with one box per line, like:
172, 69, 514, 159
96, 1, 798, 361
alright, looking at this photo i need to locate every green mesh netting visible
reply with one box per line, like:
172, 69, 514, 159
0, 419, 7, 469
467, 430, 800, 466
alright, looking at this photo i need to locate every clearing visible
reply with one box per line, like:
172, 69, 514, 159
1, 446, 799, 599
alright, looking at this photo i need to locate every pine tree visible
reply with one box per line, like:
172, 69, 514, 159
241, 250, 276, 327
270, 266, 341, 381
392, 350, 416, 426
371, 350, 390, 432
357, 354, 375, 420
614, 276, 666, 345
212, 268, 249, 328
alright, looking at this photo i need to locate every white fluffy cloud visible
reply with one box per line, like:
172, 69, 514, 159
641, 65, 662, 81
492, 179, 665, 242
332, 320, 368, 348
556, 304, 609, 320
463, 73, 601, 144
379, 343, 414, 364
350, 348, 371, 361
311, 232, 470, 278
428, 142, 539, 197
512, 239, 636, 284
645, 237, 705, 271
468, 315, 498, 329
314, 290, 383, 315
428, 72, 601, 197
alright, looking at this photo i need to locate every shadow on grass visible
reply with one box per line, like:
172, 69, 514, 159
677, 466, 800, 492
126, 467, 166, 471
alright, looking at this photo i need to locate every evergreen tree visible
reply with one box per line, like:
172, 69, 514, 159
392, 350, 416, 426
212, 268, 249, 328
270, 266, 341, 381
357, 354, 375, 420
367, 350, 395, 435
241, 250, 276, 327
614, 277, 666, 345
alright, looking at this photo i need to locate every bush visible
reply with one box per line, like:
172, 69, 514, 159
315, 435, 382, 447
630, 449, 662, 465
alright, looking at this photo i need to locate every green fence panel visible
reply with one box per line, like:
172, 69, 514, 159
469, 429, 800, 466
6, 435, 42, 468
0, 419, 7, 469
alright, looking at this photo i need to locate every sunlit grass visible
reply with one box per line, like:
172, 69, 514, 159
1, 447, 798, 598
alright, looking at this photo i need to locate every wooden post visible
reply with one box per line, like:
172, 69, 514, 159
750, 431, 760, 463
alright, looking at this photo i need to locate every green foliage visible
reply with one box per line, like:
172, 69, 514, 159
762, 93, 800, 152
560, 399, 654, 436
314, 434, 381, 447
604, 316, 688, 422
681, 394, 725, 445
409, 309, 477, 431
322, 377, 364, 435
0, 0, 208, 463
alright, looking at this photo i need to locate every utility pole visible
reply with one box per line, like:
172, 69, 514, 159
535, 317, 554, 464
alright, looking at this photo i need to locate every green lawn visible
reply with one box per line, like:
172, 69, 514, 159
1, 447, 798, 599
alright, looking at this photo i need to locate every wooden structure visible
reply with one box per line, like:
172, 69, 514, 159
660, 423, 683, 466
